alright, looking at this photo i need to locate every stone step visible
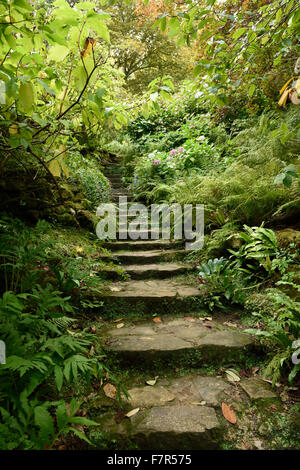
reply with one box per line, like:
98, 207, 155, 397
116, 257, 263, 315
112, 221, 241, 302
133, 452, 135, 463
105, 239, 183, 251
105, 175, 123, 180
98, 403, 222, 450
106, 280, 200, 298
99, 262, 193, 280
103, 317, 255, 367
110, 186, 127, 192
112, 197, 133, 203
104, 167, 122, 171
112, 193, 131, 199
101, 249, 186, 264
112, 189, 130, 194
111, 185, 127, 190
93, 373, 279, 450
104, 169, 123, 175
105, 174, 123, 180
97, 280, 201, 317
108, 177, 123, 182
117, 230, 161, 239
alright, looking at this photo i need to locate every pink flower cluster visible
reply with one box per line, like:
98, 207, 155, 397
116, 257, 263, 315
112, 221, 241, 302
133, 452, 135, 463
153, 159, 161, 166
169, 146, 184, 157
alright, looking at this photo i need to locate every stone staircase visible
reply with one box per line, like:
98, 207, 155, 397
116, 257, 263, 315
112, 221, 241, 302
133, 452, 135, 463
93, 163, 277, 450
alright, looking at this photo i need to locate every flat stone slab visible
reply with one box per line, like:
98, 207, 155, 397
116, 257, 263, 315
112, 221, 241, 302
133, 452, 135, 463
99, 404, 222, 450
135, 404, 219, 433
125, 386, 176, 408
192, 377, 231, 406
125, 375, 231, 408
102, 249, 186, 264
105, 240, 182, 251
123, 263, 191, 273
117, 230, 161, 239
239, 377, 279, 400
104, 317, 254, 364
107, 280, 200, 298
99, 263, 192, 280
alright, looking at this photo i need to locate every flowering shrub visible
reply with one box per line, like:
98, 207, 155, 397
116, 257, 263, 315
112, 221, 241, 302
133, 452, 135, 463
131, 137, 220, 196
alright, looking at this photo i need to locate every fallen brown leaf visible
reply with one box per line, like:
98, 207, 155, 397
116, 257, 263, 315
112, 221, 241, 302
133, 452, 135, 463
251, 366, 260, 376
225, 369, 240, 382
103, 383, 117, 399
223, 321, 238, 328
153, 317, 162, 323
262, 377, 281, 387
269, 404, 278, 410
116, 323, 124, 329
146, 376, 159, 386
221, 402, 237, 424
241, 439, 251, 450
125, 408, 140, 418
110, 286, 122, 292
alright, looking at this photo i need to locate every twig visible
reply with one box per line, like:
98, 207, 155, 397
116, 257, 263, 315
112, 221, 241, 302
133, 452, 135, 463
59, 53, 74, 116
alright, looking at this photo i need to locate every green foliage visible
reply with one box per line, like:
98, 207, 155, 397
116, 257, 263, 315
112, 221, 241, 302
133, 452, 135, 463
108, 1, 192, 94
0, 287, 104, 449
131, 109, 299, 226
274, 165, 299, 188
153, 0, 300, 112
0, 0, 144, 208
64, 149, 111, 208
229, 225, 278, 276
130, 137, 219, 199
197, 257, 247, 309
245, 289, 300, 385
127, 95, 207, 141
71, 168, 111, 208
0, 217, 54, 293
0, 217, 121, 449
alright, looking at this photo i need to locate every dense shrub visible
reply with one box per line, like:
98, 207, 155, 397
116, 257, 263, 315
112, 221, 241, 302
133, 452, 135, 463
67, 150, 111, 208
130, 137, 220, 197
0, 217, 118, 449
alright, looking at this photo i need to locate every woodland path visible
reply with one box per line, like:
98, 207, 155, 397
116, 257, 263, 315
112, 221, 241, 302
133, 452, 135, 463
93, 162, 280, 450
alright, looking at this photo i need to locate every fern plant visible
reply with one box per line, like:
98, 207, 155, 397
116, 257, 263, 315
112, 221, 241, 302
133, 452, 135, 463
197, 257, 247, 309
245, 289, 300, 385
0, 287, 109, 449
0, 397, 99, 450
229, 224, 278, 276
0, 217, 54, 293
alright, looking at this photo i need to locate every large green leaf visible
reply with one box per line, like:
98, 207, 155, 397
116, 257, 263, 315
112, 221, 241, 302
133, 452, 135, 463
87, 16, 110, 42
18, 81, 34, 113
54, 366, 64, 391
34, 406, 55, 444
13, 0, 33, 11
48, 45, 70, 62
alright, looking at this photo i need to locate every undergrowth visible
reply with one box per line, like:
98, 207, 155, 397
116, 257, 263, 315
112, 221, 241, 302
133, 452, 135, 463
0, 217, 122, 449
